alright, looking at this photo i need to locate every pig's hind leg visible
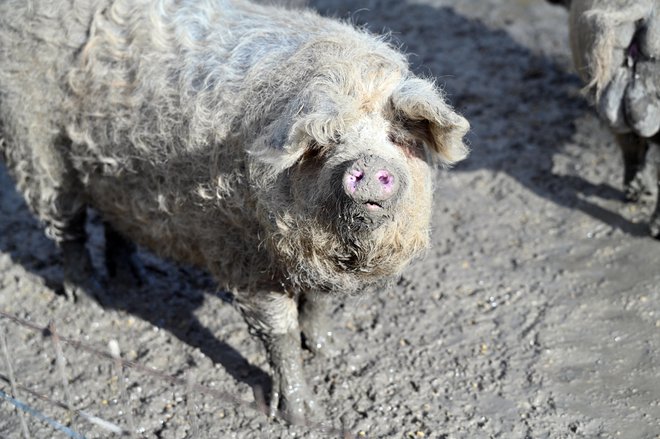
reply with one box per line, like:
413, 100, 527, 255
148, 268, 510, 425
647, 140, 660, 238
47, 188, 102, 304
1, 109, 102, 303
17, 132, 103, 304
104, 222, 146, 287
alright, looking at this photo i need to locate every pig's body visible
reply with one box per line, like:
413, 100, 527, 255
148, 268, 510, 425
0, 0, 469, 422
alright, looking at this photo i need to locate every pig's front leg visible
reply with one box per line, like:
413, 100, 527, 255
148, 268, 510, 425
299, 291, 344, 357
235, 292, 318, 424
266, 330, 318, 424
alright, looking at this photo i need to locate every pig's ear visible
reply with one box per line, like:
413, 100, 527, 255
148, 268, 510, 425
391, 78, 469, 165
248, 92, 341, 171
247, 102, 311, 171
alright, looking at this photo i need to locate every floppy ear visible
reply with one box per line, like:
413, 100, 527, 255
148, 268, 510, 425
247, 98, 309, 172
247, 90, 344, 171
391, 77, 469, 165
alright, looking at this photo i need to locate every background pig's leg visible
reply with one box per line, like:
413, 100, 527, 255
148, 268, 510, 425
235, 292, 317, 424
648, 141, 660, 238
615, 132, 649, 201
299, 291, 343, 357
104, 222, 146, 286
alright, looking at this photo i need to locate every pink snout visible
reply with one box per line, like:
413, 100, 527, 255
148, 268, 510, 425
342, 156, 400, 209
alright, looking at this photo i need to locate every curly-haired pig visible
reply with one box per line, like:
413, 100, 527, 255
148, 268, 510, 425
0, 0, 469, 423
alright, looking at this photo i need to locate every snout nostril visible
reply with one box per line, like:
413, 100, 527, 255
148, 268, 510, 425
343, 159, 399, 203
344, 169, 364, 194
376, 170, 394, 190
376, 170, 392, 184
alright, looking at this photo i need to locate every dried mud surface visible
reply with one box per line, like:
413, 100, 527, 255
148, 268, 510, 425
1, 1, 659, 438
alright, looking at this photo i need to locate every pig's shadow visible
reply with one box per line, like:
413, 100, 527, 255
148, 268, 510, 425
95, 245, 272, 394
311, 0, 649, 237
0, 163, 271, 396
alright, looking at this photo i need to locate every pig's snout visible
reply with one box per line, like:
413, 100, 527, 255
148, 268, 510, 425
342, 156, 400, 211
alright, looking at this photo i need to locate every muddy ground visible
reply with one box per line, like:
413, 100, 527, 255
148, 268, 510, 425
1, 0, 659, 438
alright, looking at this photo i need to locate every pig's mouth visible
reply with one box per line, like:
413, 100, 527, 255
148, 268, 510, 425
329, 198, 393, 236
364, 201, 384, 211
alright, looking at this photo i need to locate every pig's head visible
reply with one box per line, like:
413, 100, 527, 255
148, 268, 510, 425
248, 48, 469, 294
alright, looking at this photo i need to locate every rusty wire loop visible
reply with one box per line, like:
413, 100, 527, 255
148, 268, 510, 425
0, 309, 353, 438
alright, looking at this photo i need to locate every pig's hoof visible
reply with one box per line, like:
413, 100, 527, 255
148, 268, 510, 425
61, 240, 105, 304
301, 325, 345, 358
649, 216, 660, 239
624, 176, 648, 202
63, 275, 104, 305
270, 387, 320, 425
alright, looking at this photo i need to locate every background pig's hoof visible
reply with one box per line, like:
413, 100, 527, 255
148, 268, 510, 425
301, 325, 345, 358
649, 216, 660, 239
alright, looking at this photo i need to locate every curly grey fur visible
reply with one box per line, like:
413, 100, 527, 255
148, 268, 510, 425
568, 0, 655, 96
0, 0, 469, 421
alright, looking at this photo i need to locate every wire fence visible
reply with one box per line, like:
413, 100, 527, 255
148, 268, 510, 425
0, 309, 353, 438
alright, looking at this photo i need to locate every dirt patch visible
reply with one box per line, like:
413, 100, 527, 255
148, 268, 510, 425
1, 0, 659, 437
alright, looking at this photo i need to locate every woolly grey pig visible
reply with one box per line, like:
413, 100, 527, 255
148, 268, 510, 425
552, 0, 660, 235
0, 0, 469, 423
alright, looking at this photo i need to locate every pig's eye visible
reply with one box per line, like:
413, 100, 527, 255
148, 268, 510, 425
299, 140, 331, 165
388, 131, 406, 147
388, 131, 425, 159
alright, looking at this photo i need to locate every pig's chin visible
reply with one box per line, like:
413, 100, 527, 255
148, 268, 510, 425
267, 191, 430, 294
333, 207, 391, 239
326, 196, 397, 238
269, 207, 429, 294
